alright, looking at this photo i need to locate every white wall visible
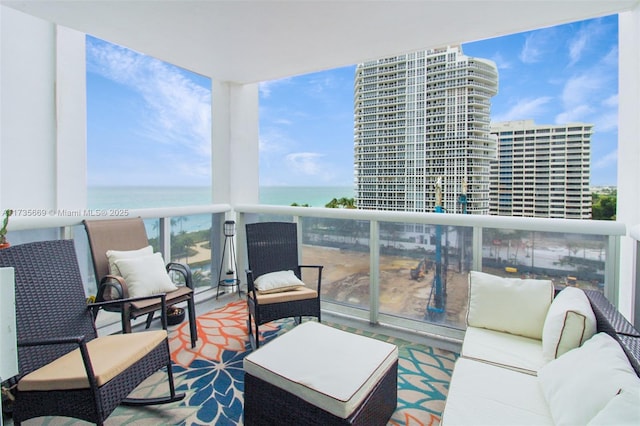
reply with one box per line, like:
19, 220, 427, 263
0, 6, 86, 213
617, 5, 640, 320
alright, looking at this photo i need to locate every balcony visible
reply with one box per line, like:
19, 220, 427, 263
2, 2, 640, 423
7, 204, 625, 342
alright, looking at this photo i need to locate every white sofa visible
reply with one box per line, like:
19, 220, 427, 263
441, 271, 640, 426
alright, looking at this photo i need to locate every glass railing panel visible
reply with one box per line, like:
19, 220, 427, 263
167, 213, 216, 291
482, 228, 607, 292
378, 221, 473, 330
301, 217, 371, 310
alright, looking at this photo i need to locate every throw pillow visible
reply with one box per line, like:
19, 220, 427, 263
538, 332, 640, 426
106, 245, 153, 276
114, 252, 178, 298
254, 270, 305, 294
588, 387, 640, 425
466, 271, 554, 339
542, 286, 596, 361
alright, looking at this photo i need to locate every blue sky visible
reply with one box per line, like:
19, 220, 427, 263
87, 14, 618, 188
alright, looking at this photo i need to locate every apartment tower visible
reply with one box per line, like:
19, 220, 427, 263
354, 46, 498, 214
490, 120, 593, 219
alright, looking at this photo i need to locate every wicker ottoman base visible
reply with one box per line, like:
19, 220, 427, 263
244, 359, 398, 425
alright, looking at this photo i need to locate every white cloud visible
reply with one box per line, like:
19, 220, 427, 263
568, 19, 609, 66
560, 73, 604, 109
568, 30, 588, 66
87, 38, 211, 158
286, 152, 324, 176
491, 52, 512, 70
593, 149, 617, 170
555, 104, 594, 124
519, 30, 554, 64
493, 96, 553, 122
602, 94, 618, 108
259, 78, 292, 99
555, 49, 617, 129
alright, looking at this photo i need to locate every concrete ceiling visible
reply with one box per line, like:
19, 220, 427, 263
3, 0, 639, 83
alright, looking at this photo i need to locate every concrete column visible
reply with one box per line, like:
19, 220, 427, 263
617, 6, 640, 320
211, 81, 259, 205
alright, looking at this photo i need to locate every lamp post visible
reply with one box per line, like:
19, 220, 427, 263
216, 220, 240, 299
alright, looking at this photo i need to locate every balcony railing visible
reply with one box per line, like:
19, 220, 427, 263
7, 203, 626, 342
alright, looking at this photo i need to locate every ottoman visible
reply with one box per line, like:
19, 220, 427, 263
243, 321, 398, 425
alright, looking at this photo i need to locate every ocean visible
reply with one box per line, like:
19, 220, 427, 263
88, 185, 354, 233
88, 186, 354, 209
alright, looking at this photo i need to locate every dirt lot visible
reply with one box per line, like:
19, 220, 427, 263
302, 245, 469, 328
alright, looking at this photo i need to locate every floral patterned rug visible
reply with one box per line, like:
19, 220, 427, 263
24, 301, 458, 425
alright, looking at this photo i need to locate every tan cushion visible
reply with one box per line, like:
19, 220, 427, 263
130, 285, 193, 310
18, 330, 167, 391
250, 286, 317, 304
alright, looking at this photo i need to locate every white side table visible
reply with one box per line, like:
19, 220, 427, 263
0, 267, 18, 426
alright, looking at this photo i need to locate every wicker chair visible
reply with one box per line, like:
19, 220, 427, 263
0, 239, 184, 425
83, 218, 198, 348
245, 222, 323, 349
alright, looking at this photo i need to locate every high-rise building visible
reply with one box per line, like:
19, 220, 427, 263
353, 46, 498, 214
490, 120, 593, 219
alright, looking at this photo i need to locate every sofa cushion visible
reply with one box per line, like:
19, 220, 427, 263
462, 326, 545, 374
467, 271, 554, 339
538, 332, 640, 426
542, 286, 596, 361
588, 387, 640, 426
441, 357, 553, 425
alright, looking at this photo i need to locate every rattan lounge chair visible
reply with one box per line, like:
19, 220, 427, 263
245, 222, 323, 349
0, 239, 184, 425
83, 218, 198, 348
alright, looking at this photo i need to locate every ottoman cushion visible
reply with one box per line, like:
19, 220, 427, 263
243, 322, 398, 419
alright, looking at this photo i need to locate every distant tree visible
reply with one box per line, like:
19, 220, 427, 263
325, 197, 356, 209
325, 198, 339, 208
291, 202, 310, 207
592, 192, 616, 220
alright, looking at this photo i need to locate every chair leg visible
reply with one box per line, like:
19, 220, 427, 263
123, 357, 185, 406
187, 296, 197, 348
247, 311, 257, 350
145, 312, 154, 329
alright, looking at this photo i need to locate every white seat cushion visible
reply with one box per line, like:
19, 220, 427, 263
243, 322, 398, 419
442, 357, 553, 425
462, 326, 546, 374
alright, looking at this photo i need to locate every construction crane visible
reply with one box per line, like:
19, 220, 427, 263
426, 177, 445, 319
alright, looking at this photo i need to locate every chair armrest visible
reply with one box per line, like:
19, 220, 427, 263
166, 262, 194, 290
89, 293, 169, 330
18, 335, 86, 348
98, 274, 129, 299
